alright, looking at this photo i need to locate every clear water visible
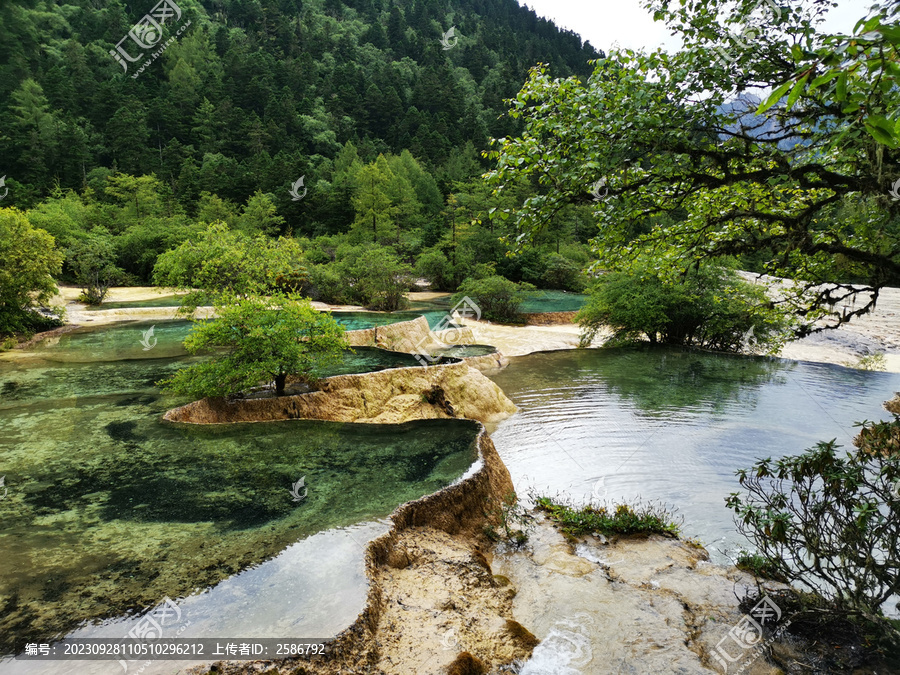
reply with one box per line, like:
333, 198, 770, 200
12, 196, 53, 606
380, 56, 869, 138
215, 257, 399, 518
409, 291, 587, 317
518, 291, 588, 314
1, 520, 391, 675
0, 330, 480, 653
29, 321, 428, 374
433, 344, 498, 358
81, 296, 184, 311
79, 302, 423, 331
488, 346, 900, 560
333, 311, 423, 331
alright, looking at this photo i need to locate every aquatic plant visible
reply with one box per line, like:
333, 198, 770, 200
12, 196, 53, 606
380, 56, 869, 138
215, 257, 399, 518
844, 352, 888, 372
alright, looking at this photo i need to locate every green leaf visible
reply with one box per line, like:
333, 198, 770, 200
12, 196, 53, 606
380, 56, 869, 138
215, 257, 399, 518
864, 116, 899, 147
785, 73, 809, 111
809, 70, 839, 92
757, 79, 793, 114
836, 72, 848, 100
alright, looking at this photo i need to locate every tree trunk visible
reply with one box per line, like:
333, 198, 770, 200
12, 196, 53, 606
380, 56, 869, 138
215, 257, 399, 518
275, 373, 287, 396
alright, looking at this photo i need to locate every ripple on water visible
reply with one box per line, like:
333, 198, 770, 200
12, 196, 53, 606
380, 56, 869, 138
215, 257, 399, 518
517, 615, 594, 675
488, 346, 900, 560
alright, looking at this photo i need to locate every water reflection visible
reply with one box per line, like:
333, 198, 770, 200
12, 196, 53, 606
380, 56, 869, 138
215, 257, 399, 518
488, 347, 900, 560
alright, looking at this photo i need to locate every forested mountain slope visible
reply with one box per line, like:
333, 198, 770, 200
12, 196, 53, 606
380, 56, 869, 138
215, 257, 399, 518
0, 0, 600, 223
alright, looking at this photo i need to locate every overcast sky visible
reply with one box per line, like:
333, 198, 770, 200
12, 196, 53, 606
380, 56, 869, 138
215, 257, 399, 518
518, 0, 873, 53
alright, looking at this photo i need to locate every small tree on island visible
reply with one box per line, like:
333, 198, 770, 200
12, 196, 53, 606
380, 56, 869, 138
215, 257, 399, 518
159, 293, 348, 398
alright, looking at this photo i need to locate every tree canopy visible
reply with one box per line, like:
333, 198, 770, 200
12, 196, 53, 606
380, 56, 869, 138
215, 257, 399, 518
485, 0, 900, 336
159, 293, 348, 398
0, 208, 64, 336
153, 222, 307, 310
0, 0, 600, 221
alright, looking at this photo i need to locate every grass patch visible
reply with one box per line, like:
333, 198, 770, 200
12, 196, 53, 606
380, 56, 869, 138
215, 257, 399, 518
483, 491, 534, 547
533, 494, 682, 538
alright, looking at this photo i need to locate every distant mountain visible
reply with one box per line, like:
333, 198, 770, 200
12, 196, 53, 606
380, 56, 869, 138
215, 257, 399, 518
719, 93, 802, 151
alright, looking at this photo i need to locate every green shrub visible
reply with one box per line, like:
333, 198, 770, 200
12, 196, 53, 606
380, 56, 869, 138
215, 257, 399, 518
0, 208, 64, 336
540, 253, 586, 292
153, 222, 307, 311
727, 422, 900, 644
495, 248, 548, 286
68, 230, 126, 305
304, 264, 348, 304
341, 246, 413, 311
845, 351, 887, 371
576, 263, 789, 352
415, 249, 455, 291
735, 551, 790, 582
452, 275, 535, 323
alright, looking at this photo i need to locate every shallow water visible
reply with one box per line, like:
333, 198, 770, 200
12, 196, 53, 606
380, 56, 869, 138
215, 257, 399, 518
409, 291, 588, 320
488, 346, 900, 559
81, 296, 184, 311
28, 320, 428, 375
518, 290, 587, 313
333, 310, 423, 331
433, 344, 498, 358
80, 301, 423, 330
0, 325, 480, 654
0, 520, 390, 674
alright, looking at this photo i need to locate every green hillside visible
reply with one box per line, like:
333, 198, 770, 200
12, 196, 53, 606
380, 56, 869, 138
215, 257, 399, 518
0, 0, 600, 222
